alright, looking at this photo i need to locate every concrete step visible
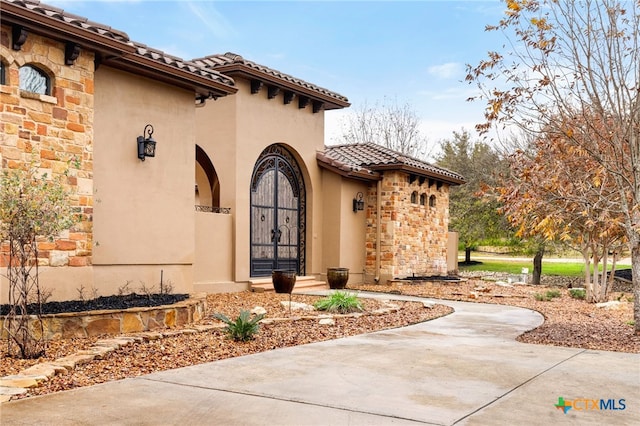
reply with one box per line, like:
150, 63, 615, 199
250, 275, 328, 293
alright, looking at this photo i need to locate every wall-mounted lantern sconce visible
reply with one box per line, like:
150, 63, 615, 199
137, 124, 156, 161
353, 191, 365, 212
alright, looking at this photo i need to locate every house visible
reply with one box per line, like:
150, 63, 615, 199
0, 0, 464, 302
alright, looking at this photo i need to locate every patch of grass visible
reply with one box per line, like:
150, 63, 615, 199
626, 320, 635, 327
569, 288, 586, 300
213, 310, 265, 342
314, 291, 363, 314
459, 259, 614, 277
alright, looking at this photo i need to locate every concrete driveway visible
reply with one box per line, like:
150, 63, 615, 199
1, 293, 638, 425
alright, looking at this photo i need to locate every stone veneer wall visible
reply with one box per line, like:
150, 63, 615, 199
0, 294, 207, 340
365, 171, 450, 280
0, 25, 94, 268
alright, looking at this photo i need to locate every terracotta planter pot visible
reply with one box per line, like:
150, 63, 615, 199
327, 267, 349, 289
272, 270, 297, 294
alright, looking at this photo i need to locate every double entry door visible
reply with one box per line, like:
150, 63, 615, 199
250, 151, 303, 277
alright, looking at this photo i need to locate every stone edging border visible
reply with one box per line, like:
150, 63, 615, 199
0, 299, 436, 403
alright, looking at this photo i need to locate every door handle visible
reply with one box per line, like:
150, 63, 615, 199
271, 229, 276, 242
277, 229, 282, 243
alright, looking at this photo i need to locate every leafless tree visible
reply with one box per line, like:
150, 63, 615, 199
339, 98, 433, 159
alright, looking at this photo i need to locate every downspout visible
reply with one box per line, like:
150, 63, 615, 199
375, 179, 382, 283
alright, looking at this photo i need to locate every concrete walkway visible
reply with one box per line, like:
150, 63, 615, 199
1, 293, 638, 425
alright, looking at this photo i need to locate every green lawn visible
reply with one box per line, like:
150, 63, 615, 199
458, 259, 608, 277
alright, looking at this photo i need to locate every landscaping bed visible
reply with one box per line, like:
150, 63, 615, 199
0, 291, 452, 400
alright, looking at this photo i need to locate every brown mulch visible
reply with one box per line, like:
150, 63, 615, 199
0, 292, 452, 399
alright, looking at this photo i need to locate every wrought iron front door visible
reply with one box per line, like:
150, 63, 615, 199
250, 146, 305, 277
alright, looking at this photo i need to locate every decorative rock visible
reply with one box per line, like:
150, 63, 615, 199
319, 318, 335, 325
20, 364, 58, 379
0, 386, 28, 396
474, 286, 491, 293
495, 281, 514, 288
76, 346, 113, 359
280, 301, 315, 311
0, 376, 42, 389
192, 324, 222, 332
59, 354, 96, 366
251, 306, 267, 316
49, 359, 76, 371
596, 301, 623, 309
139, 332, 163, 340
422, 301, 435, 308
468, 292, 479, 299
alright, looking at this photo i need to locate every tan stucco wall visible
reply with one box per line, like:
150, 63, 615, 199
320, 172, 368, 285
195, 77, 326, 282
447, 231, 459, 274
91, 66, 196, 295
194, 211, 233, 283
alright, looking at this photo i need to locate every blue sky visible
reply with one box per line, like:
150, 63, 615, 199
47, 0, 508, 152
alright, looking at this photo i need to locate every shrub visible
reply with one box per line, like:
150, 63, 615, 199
0, 165, 76, 358
213, 310, 265, 341
313, 291, 363, 314
546, 289, 562, 299
569, 288, 586, 300
534, 293, 548, 302
534, 290, 562, 302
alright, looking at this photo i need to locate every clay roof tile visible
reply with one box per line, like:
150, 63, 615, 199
318, 143, 465, 184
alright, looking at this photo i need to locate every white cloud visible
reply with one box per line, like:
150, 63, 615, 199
427, 62, 462, 79
185, 1, 237, 40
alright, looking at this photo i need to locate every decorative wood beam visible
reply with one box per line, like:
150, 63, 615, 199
298, 96, 310, 109
267, 85, 280, 99
312, 101, 324, 113
12, 25, 27, 51
250, 79, 263, 94
284, 91, 295, 105
65, 42, 81, 65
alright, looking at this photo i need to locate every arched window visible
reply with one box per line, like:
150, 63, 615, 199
429, 195, 436, 208
19, 65, 50, 95
410, 191, 418, 204
0, 61, 6, 85
420, 193, 426, 206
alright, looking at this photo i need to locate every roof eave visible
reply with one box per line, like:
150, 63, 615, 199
2, 1, 236, 97
1, 2, 135, 56
368, 164, 466, 185
215, 64, 350, 110
316, 159, 381, 182
105, 54, 237, 97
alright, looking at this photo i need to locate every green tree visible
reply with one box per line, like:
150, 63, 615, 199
437, 130, 510, 262
467, 0, 640, 332
0, 165, 75, 358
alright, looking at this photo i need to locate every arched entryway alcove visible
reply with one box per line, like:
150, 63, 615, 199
195, 145, 220, 210
250, 144, 306, 277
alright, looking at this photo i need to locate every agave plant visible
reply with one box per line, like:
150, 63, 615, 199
213, 310, 265, 342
